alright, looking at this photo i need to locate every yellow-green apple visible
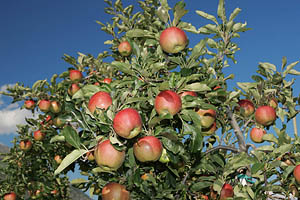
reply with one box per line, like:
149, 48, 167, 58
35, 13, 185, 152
102, 78, 112, 84
69, 69, 83, 83
293, 164, 300, 184
102, 182, 130, 200
250, 127, 266, 143
159, 27, 188, 54
94, 140, 125, 171
19, 140, 32, 151
54, 155, 62, 164
268, 98, 278, 109
159, 148, 170, 163
220, 183, 234, 200
38, 99, 51, 112
53, 116, 65, 128
24, 100, 35, 110
179, 91, 197, 98
196, 109, 216, 129
34, 130, 45, 141
236, 99, 255, 117
88, 91, 112, 113
133, 136, 163, 162
155, 90, 182, 116
202, 122, 217, 136
118, 41, 132, 57
50, 101, 61, 114
68, 83, 80, 96
255, 105, 276, 126
113, 108, 142, 139
3, 192, 16, 200
86, 151, 95, 161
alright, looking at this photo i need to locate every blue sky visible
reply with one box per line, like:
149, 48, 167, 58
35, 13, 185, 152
0, 0, 299, 198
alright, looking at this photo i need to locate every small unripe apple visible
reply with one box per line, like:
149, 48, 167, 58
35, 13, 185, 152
20, 140, 32, 151
118, 41, 132, 57
24, 100, 35, 110
50, 101, 61, 114
94, 140, 125, 171
220, 183, 234, 200
86, 151, 95, 161
159, 27, 188, 54
88, 91, 112, 113
196, 109, 217, 129
102, 78, 112, 84
202, 122, 217, 136
113, 108, 142, 139
53, 116, 65, 128
155, 90, 182, 116
237, 99, 255, 117
38, 99, 51, 112
159, 148, 170, 163
293, 164, 300, 184
250, 127, 266, 143
51, 190, 59, 196
179, 91, 197, 98
133, 136, 163, 162
3, 192, 16, 200
102, 182, 130, 200
69, 69, 83, 82
68, 83, 80, 96
34, 130, 45, 141
268, 98, 278, 109
255, 105, 276, 126
54, 155, 62, 164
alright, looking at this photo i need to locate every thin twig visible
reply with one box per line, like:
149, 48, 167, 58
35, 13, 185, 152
293, 117, 298, 137
204, 145, 239, 155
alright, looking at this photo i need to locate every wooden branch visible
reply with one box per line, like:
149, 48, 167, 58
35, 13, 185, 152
293, 117, 298, 137
204, 145, 239, 155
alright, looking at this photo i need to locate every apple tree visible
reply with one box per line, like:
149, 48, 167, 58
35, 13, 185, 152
1, 0, 300, 199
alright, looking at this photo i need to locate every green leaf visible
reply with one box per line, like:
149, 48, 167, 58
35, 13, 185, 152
273, 144, 292, 155
191, 181, 212, 191
61, 126, 81, 149
54, 149, 88, 175
157, 6, 169, 24
178, 22, 198, 33
236, 82, 258, 91
71, 178, 88, 185
258, 62, 277, 72
251, 163, 265, 174
128, 147, 136, 167
195, 10, 218, 24
111, 61, 135, 76
281, 56, 287, 71
173, 1, 188, 27
50, 135, 65, 143
217, 0, 226, 22
183, 82, 211, 92
283, 61, 299, 77
288, 69, 300, 75
126, 29, 154, 38
50, 74, 58, 86
262, 134, 278, 144
189, 38, 207, 60
229, 8, 241, 22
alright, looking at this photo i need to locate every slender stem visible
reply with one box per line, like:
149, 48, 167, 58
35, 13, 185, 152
293, 117, 298, 137
205, 145, 239, 155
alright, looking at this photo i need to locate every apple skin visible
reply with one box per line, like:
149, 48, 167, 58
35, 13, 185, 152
159, 27, 188, 54
250, 127, 266, 143
237, 99, 255, 117
113, 108, 142, 139
50, 101, 61, 114
102, 78, 112, 84
69, 69, 83, 82
20, 140, 32, 151
133, 136, 163, 162
53, 117, 65, 128
102, 182, 130, 200
255, 105, 276, 126
293, 164, 300, 184
196, 109, 217, 129
94, 140, 125, 171
179, 91, 197, 98
54, 155, 62, 164
220, 183, 234, 200
34, 130, 45, 141
118, 41, 132, 57
3, 192, 16, 200
88, 91, 112, 113
155, 90, 182, 116
38, 99, 51, 112
24, 100, 35, 110
202, 122, 217, 136
68, 83, 80, 96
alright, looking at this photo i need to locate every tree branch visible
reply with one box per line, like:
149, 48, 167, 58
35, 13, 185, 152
204, 145, 239, 155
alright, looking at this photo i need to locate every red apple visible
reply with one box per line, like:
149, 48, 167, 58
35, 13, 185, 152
38, 99, 51, 112
19, 140, 32, 151
94, 82, 100, 86
54, 155, 62, 164
133, 136, 163, 162
34, 130, 45, 141
200, 195, 209, 200
118, 41, 132, 57
237, 99, 255, 117
68, 83, 80, 96
102, 182, 130, 200
179, 91, 197, 98
24, 100, 35, 110
255, 105, 276, 126
69, 69, 83, 82
88, 91, 112, 113
3, 192, 16, 200
51, 190, 59, 196
94, 140, 125, 171
102, 78, 112, 84
250, 127, 266, 143
268, 98, 278, 109
113, 108, 142, 139
220, 183, 234, 200
50, 101, 61, 114
196, 109, 216, 129
293, 164, 300, 184
159, 27, 188, 54
202, 122, 217, 136
155, 90, 182, 116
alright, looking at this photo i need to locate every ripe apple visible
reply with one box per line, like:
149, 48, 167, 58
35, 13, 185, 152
113, 108, 142, 139
54, 155, 62, 164
202, 122, 217, 136
38, 99, 51, 112
34, 130, 45, 141
50, 101, 61, 114
69, 69, 83, 82
4, 192, 16, 200
88, 91, 112, 113
94, 140, 125, 171
24, 100, 35, 110
159, 27, 188, 54
102, 182, 130, 200
118, 41, 132, 57
102, 78, 112, 84
255, 105, 276, 126
293, 164, 300, 184
268, 98, 278, 109
220, 183, 234, 200
196, 109, 217, 129
200, 195, 209, 200
179, 91, 197, 98
20, 140, 32, 151
155, 90, 182, 116
237, 99, 255, 117
68, 83, 80, 96
133, 136, 163, 162
250, 127, 266, 143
